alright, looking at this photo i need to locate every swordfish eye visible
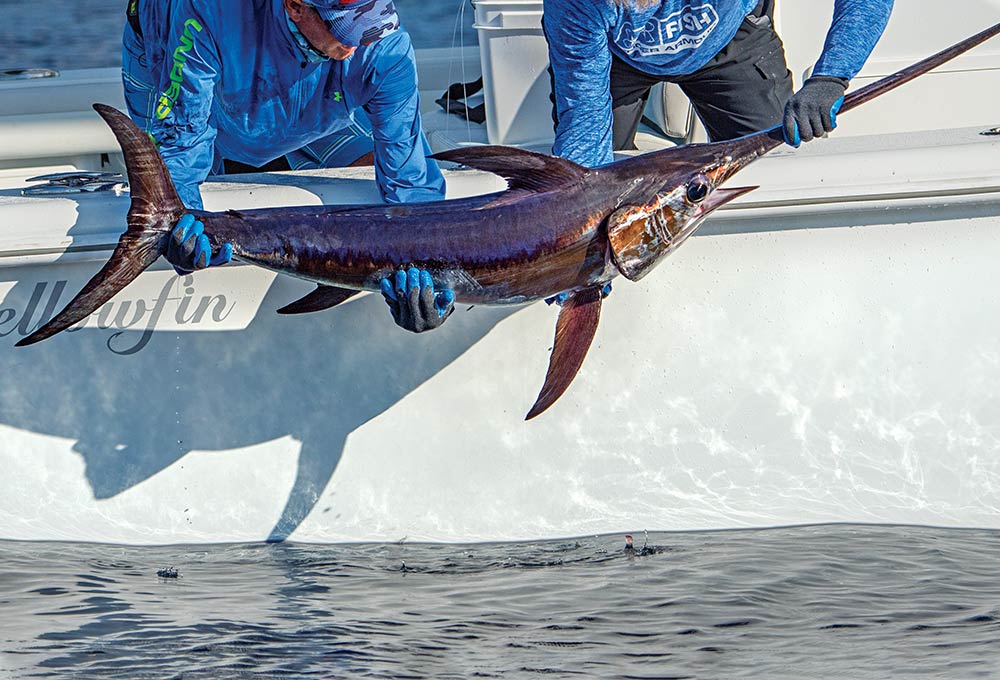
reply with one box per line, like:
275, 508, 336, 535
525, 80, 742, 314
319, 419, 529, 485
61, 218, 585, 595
685, 175, 712, 205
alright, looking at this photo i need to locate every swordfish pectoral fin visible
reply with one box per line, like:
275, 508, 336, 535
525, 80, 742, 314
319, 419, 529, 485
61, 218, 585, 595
276, 284, 361, 315
525, 287, 604, 420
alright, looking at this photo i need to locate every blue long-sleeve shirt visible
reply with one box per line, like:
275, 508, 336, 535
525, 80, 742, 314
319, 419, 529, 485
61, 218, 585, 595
544, 0, 894, 168
125, 0, 444, 209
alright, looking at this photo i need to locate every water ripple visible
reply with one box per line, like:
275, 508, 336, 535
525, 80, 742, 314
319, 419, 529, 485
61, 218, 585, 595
3, 526, 1000, 678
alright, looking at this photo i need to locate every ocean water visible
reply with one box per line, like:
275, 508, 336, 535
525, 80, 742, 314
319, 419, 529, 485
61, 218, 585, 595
0, 0, 478, 71
4, 3, 1000, 679
3, 526, 1000, 678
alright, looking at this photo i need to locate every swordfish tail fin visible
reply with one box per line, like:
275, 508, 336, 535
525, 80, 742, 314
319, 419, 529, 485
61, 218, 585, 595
15, 104, 184, 347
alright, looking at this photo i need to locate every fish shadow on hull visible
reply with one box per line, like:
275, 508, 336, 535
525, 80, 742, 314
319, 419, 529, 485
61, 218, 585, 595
0, 190, 513, 542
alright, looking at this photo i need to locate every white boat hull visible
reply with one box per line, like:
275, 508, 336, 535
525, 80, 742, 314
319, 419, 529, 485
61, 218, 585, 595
3, 128, 999, 544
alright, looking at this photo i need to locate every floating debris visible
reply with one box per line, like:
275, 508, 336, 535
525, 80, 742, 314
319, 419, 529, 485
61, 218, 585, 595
625, 534, 636, 557
625, 532, 666, 557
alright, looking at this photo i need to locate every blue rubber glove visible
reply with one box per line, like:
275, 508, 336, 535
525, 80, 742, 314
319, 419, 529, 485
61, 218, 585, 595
166, 214, 232, 275
782, 76, 848, 147
380, 267, 455, 333
545, 282, 612, 306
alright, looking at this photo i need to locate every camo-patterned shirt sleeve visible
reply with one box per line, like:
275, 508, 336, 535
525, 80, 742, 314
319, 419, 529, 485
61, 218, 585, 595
812, 0, 894, 80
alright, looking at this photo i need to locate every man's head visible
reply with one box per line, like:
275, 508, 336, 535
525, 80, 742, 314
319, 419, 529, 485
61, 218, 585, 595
283, 0, 400, 60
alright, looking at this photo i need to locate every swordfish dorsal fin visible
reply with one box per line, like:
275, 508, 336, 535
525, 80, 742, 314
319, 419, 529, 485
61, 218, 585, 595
431, 146, 587, 193
276, 284, 361, 315
526, 286, 604, 420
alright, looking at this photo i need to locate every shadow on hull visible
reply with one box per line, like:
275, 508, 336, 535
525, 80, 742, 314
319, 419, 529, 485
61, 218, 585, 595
1, 245, 511, 541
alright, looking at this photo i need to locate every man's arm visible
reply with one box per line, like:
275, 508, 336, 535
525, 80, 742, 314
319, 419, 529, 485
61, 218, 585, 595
544, 0, 615, 167
813, 0, 894, 80
127, 3, 229, 273
362, 31, 445, 205
146, 4, 222, 210
783, 0, 893, 145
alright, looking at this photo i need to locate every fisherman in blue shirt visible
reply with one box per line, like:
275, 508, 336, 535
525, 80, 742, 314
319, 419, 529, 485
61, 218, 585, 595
543, 0, 894, 168
122, 0, 454, 333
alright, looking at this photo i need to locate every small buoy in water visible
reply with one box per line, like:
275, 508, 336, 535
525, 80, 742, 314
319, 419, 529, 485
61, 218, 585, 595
157, 566, 180, 579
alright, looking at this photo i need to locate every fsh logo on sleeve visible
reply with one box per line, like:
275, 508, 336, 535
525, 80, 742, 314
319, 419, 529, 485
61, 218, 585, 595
617, 4, 720, 57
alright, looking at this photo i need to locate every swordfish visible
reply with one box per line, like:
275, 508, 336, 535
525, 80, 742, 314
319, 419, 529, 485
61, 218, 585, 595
16, 21, 1000, 419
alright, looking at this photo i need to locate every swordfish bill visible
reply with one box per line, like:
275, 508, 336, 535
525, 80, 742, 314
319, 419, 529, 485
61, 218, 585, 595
15, 20, 1000, 420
